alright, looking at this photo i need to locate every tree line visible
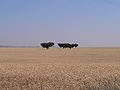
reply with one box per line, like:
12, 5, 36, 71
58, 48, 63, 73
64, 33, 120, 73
40, 42, 78, 49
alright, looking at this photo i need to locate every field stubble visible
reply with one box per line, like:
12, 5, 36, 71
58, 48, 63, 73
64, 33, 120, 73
0, 48, 120, 90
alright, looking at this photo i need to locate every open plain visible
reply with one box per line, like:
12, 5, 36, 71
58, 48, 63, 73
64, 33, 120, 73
0, 48, 120, 90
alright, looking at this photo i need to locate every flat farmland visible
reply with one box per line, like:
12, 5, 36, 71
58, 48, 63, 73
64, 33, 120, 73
0, 48, 120, 90
0, 48, 120, 63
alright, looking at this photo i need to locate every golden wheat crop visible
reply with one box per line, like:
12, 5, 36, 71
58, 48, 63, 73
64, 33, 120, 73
0, 63, 120, 90
0, 48, 120, 90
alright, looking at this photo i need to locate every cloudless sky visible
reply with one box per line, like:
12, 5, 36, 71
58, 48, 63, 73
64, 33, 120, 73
0, 0, 120, 47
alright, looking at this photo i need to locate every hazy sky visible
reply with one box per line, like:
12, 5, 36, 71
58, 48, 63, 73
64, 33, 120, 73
0, 0, 120, 47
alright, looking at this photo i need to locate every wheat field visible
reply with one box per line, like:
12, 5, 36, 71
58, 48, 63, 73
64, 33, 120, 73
0, 48, 120, 90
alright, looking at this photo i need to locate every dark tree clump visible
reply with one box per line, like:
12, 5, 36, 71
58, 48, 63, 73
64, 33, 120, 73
58, 43, 78, 49
40, 42, 54, 49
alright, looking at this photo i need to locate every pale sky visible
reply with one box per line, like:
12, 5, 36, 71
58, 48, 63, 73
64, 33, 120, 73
0, 0, 120, 47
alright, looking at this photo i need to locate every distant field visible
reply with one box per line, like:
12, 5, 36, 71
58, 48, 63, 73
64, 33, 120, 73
0, 48, 120, 90
0, 48, 120, 63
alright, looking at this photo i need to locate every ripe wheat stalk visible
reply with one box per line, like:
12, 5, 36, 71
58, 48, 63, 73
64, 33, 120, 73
0, 63, 120, 90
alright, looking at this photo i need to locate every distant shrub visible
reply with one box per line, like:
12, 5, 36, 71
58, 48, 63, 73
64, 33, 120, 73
58, 43, 78, 49
40, 42, 54, 49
